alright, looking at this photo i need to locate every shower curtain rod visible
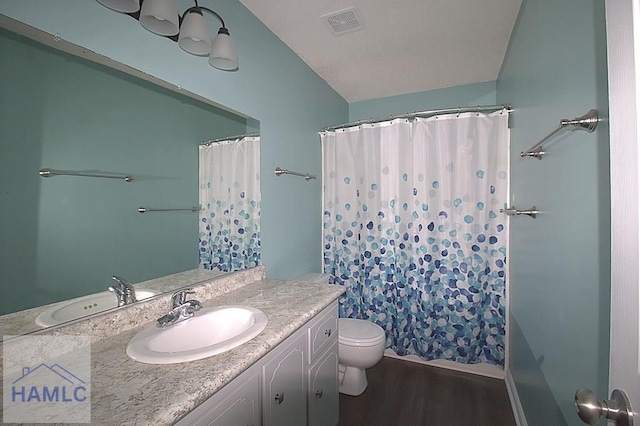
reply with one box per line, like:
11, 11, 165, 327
321, 104, 511, 132
200, 132, 259, 146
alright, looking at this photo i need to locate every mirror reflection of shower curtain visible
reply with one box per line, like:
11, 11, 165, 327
198, 136, 261, 272
321, 112, 509, 367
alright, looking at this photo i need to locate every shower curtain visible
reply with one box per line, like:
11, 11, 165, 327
321, 111, 509, 367
198, 136, 261, 272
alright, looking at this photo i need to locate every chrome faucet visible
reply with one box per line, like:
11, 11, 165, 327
156, 289, 202, 328
108, 275, 137, 307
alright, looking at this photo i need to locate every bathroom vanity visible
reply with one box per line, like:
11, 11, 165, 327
0, 267, 345, 425
176, 300, 338, 425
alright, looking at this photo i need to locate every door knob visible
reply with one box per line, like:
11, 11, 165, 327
575, 388, 633, 426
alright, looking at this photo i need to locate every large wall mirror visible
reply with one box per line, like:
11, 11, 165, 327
0, 16, 260, 338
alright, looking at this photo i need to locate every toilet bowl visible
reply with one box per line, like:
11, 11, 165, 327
294, 273, 386, 396
338, 318, 386, 396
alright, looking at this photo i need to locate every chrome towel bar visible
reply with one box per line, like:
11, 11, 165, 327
138, 207, 201, 214
500, 206, 538, 219
274, 167, 316, 181
39, 168, 134, 182
520, 109, 599, 159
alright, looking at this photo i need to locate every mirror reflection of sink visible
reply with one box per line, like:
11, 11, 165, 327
126, 305, 268, 364
35, 289, 161, 327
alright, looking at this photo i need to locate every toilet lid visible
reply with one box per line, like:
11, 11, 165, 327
339, 318, 385, 345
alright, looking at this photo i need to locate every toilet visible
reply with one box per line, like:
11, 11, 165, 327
337, 317, 386, 395
295, 273, 387, 396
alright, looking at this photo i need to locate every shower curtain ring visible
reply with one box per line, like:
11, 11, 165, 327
457, 107, 461, 117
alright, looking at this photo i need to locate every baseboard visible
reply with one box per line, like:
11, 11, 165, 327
505, 369, 528, 426
383, 349, 505, 379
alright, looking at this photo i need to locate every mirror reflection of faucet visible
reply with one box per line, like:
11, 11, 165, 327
156, 289, 202, 328
108, 276, 138, 307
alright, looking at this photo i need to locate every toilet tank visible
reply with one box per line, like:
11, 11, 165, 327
295, 273, 330, 284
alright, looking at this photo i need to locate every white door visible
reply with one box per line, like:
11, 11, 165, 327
580, 1, 640, 424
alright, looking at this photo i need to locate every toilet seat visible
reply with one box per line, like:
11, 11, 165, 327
339, 318, 386, 346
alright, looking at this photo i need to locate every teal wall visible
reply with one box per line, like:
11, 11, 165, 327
0, 27, 246, 314
0, 1, 349, 283
349, 81, 497, 122
1, 5, 612, 423
497, 1, 610, 425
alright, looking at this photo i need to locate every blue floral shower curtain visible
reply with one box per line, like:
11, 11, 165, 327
199, 136, 261, 272
321, 112, 509, 367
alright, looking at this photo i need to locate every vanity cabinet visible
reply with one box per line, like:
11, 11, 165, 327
175, 300, 339, 426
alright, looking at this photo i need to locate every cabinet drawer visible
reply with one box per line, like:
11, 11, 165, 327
308, 302, 338, 364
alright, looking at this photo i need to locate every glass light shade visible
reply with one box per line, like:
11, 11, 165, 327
178, 10, 212, 56
139, 0, 179, 36
96, 0, 140, 13
209, 29, 238, 71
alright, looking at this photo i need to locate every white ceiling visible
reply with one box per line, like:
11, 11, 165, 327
240, 0, 522, 103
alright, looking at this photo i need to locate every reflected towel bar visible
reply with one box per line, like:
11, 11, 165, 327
274, 167, 316, 181
138, 207, 201, 214
500, 206, 538, 219
520, 109, 599, 159
39, 168, 134, 182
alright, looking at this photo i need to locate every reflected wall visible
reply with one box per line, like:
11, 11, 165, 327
0, 27, 248, 315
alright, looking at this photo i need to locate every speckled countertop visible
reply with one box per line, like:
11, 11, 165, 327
89, 278, 344, 425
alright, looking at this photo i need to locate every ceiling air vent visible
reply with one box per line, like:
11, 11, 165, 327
321, 7, 364, 36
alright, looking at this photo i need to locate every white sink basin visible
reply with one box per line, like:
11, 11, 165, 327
35, 288, 161, 327
126, 305, 268, 364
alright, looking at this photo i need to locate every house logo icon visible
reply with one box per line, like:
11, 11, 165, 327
11, 363, 87, 403
3, 335, 91, 423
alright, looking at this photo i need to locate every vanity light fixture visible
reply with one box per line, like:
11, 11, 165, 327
96, 0, 238, 71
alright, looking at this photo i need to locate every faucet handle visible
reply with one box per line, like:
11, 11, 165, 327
112, 275, 137, 304
112, 275, 134, 290
171, 288, 196, 308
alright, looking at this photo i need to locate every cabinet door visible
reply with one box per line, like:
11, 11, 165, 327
308, 342, 339, 426
208, 388, 260, 426
263, 332, 307, 426
175, 370, 261, 426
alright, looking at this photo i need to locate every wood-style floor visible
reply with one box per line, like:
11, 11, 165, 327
338, 357, 517, 426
